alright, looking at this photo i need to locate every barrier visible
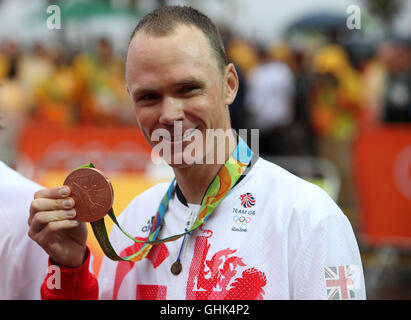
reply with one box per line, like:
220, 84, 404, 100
353, 125, 411, 248
16, 120, 153, 174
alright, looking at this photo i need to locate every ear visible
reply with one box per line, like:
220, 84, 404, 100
223, 63, 239, 106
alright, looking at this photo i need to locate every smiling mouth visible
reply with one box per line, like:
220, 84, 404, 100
162, 127, 199, 142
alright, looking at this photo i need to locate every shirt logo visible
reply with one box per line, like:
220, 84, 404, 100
141, 216, 154, 233
232, 193, 256, 232
325, 265, 356, 300
240, 192, 255, 208
187, 227, 267, 299
233, 216, 251, 226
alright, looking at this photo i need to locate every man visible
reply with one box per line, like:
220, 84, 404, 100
380, 37, 411, 123
245, 45, 295, 156
0, 159, 48, 299
28, 6, 366, 300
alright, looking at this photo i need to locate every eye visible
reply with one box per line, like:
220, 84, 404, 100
180, 85, 200, 95
139, 93, 161, 102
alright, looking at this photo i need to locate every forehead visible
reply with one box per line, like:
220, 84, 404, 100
126, 25, 220, 86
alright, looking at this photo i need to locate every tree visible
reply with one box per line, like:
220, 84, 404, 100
363, 0, 405, 35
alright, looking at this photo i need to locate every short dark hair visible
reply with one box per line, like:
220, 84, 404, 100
129, 5, 228, 73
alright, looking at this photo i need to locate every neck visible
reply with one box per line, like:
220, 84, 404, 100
173, 131, 237, 204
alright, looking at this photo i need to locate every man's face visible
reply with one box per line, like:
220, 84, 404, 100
125, 24, 238, 167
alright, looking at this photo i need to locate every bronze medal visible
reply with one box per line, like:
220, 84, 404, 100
64, 167, 114, 223
171, 260, 182, 275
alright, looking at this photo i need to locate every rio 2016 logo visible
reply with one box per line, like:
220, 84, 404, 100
233, 216, 251, 226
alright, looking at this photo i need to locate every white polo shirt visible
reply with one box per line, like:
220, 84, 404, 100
98, 157, 366, 300
0, 161, 48, 299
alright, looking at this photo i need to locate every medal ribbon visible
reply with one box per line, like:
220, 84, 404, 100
82, 137, 253, 262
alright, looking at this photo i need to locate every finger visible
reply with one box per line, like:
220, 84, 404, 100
29, 219, 80, 246
29, 197, 75, 224
30, 209, 77, 234
44, 219, 80, 233
34, 186, 71, 200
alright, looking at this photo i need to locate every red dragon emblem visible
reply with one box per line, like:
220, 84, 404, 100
113, 228, 267, 300
186, 227, 267, 300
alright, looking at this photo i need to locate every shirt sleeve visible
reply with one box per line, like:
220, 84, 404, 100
289, 207, 366, 300
0, 217, 17, 299
41, 247, 99, 300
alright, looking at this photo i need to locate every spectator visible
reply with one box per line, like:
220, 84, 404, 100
245, 45, 295, 155
72, 37, 132, 126
309, 44, 364, 208
380, 37, 411, 123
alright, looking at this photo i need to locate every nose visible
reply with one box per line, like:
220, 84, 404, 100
159, 96, 184, 125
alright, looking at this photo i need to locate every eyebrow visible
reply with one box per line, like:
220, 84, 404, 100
131, 88, 158, 101
131, 77, 205, 99
173, 78, 205, 87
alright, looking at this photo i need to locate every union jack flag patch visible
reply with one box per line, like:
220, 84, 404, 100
324, 265, 355, 300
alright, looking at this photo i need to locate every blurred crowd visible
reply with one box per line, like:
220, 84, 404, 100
0, 28, 410, 141
226, 29, 410, 208
0, 37, 134, 127
225, 30, 411, 156
0, 27, 410, 208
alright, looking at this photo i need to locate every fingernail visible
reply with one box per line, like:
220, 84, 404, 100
66, 209, 76, 218
71, 220, 79, 226
63, 199, 73, 208
59, 186, 70, 197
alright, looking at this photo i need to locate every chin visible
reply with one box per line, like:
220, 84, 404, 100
163, 151, 201, 169
167, 162, 194, 169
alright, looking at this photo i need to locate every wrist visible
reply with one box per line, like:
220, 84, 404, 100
50, 245, 89, 269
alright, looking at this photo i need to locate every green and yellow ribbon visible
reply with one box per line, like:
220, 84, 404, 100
78, 137, 253, 262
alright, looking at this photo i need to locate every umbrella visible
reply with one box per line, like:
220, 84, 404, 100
287, 12, 347, 32
58, 0, 138, 21
28, 0, 141, 50
33, 0, 139, 23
